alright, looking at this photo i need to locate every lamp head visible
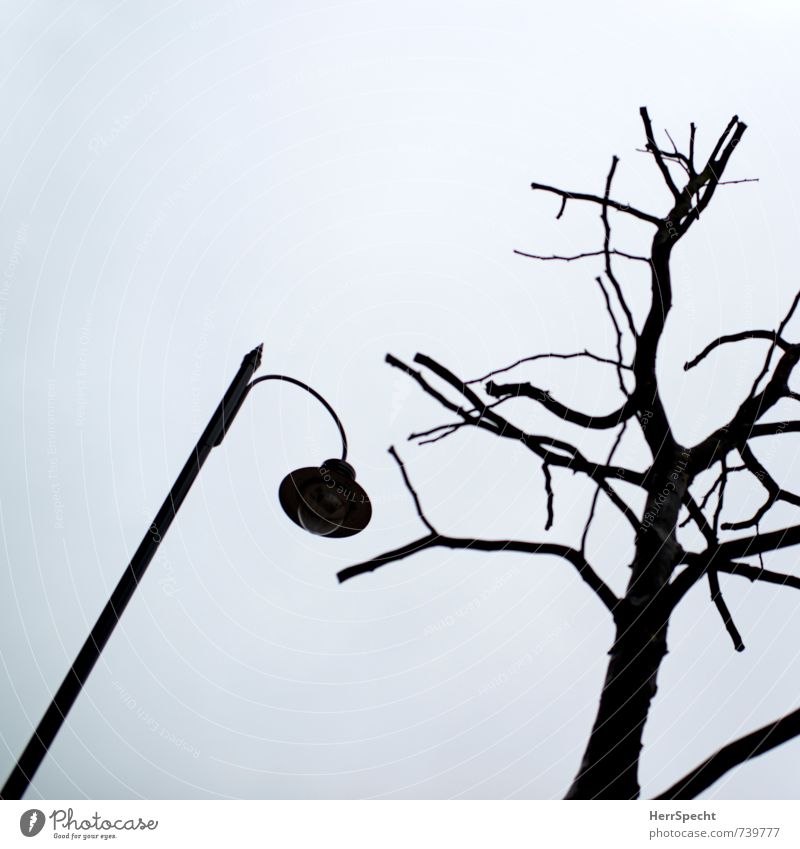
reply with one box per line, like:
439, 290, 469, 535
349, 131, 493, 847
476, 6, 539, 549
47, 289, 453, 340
278, 459, 372, 538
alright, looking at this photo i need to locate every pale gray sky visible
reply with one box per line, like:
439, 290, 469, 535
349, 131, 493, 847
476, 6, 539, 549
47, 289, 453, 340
2, 0, 800, 799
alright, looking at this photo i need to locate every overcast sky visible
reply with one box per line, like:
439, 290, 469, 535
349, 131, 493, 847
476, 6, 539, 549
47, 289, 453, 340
2, 0, 800, 800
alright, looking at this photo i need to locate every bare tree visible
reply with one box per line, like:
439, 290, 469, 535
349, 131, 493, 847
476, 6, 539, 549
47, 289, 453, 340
338, 107, 800, 799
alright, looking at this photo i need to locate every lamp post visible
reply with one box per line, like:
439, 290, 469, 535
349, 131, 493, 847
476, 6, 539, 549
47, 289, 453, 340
0, 343, 371, 800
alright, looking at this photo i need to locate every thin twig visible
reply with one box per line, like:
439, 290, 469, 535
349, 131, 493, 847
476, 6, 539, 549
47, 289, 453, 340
707, 567, 745, 652
595, 275, 630, 396
466, 351, 632, 385
387, 445, 437, 534
581, 423, 628, 553
513, 248, 649, 263
600, 158, 638, 343
542, 462, 555, 530
640, 107, 681, 198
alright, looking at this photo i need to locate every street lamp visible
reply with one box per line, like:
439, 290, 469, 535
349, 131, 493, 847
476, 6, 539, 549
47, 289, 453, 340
279, 460, 371, 537
0, 344, 371, 799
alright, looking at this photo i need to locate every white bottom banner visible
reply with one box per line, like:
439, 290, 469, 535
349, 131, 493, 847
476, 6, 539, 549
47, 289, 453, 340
1, 800, 796, 848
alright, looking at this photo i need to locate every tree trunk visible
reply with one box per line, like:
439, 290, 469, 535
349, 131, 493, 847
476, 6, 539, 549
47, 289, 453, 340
566, 444, 690, 798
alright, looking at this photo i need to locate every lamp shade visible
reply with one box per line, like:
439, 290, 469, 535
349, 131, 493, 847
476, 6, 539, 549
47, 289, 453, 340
278, 459, 372, 538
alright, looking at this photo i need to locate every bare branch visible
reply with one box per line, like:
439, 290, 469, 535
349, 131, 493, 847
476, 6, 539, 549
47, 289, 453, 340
388, 351, 646, 537
600, 159, 638, 342
663, 128, 692, 177
416, 426, 460, 446
718, 522, 800, 560
641, 124, 706, 172
387, 445, 436, 534
707, 567, 745, 652
337, 443, 617, 616
679, 459, 729, 529
337, 533, 439, 583
466, 350, 632, 386
676, 116, 748, 235
682, 491, 717, 548
655, 705, 800, 799
530, 181, 661, 226
595, 275, 631, 396
414, 353, 513, 430
670, 549, 800, 614
721, 445, 800, 531
581, 423, 627, 553
485, 377, 636, 430
338, 533, 619, 614
688, 122, 697, 172
678, 491, 745, 650
513, 248, 649, 263
588, 475, 641, 531
390, 352, 647, 526
708, 114, 740, 164
748, 421, 800, 439
692, 302, 800, 467
386, 353, 475, 422
640, 106, 681, 199
542, 462, 554, 531
745, 289, 800, 401
409, 399, 511, 445
712, 453, 729, 534
730, 345, 800, 438
719, 559, 800, 592
684, 330, 793, 372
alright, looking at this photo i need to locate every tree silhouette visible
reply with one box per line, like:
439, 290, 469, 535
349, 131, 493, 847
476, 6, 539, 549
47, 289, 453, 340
339, 107, 800, 799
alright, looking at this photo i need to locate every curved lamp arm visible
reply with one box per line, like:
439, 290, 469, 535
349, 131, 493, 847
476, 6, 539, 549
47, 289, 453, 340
248, 374, 348, 462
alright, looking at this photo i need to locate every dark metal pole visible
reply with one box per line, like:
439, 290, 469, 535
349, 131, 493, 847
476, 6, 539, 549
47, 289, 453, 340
1, 344, 263, 800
